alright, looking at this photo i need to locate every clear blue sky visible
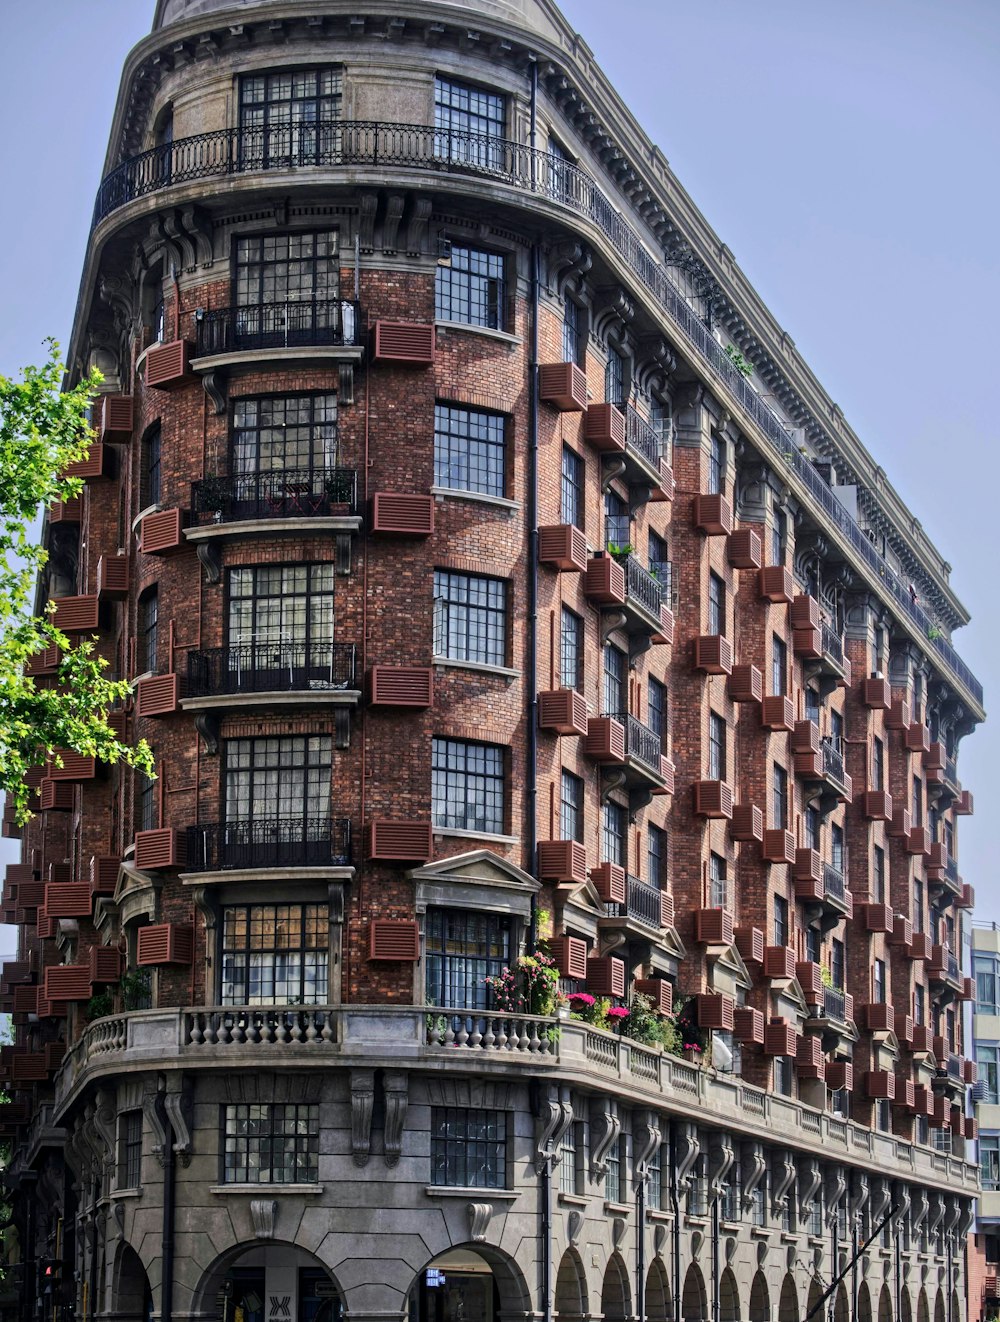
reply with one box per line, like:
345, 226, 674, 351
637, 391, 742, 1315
1, 1, 997, 961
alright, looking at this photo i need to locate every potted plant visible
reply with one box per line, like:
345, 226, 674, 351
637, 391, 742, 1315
325, 471, 355, 513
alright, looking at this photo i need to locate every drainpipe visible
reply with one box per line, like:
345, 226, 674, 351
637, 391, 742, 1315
526, 55, 540, 949
711, 1193, 720, 1322
668, 1126, 681, 1322
155, 1081, 176, 1322
895, 1218, 902, 1322
636, 1172, 646, 1322
851, 1176, 859, 1322
540, 1157, 552, 1322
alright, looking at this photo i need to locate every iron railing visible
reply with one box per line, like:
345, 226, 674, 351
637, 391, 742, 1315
604, 875, 662, 931
185, 817, 352, 871
609, 712, 662, 771
947, 950, 960, 982
821, 985, 847, 1022
196, 298, 360, 354
615, 554, 663, 621
90, 119, 983, 707
821, 622, 845, 668
186, 642, 357, 697
945, 856, 959, 883
946, 1054, 963, 1080
625, 404, 667, 470
945, 756, 959, 789
821, 738, 847, 788
823, 863, 846, 902
190, 466, 358, 524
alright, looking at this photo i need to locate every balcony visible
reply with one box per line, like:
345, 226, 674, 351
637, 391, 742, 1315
190, 466, 359, 530
601, 873, 666, 937
194, 297, 362, 364
795, 857, 850, 925
613, 552, 666, 639
184, 817, 352, 873
605, 712, 670, 807
619, 405, 674, 499
184, 642, 359, 711
928, 944, 962, 995
814, 622, 851, 686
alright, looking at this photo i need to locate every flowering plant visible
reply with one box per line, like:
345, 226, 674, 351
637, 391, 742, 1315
568, 992, 612, 1030
607, 1005, 629, 1020
484, 951, 564, 1016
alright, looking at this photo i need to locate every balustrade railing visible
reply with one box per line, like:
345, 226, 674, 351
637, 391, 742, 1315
187, 1007, 338, 1045
196, 298, 360, 354
185, 817, 352, 871
625, 404, 665, 470
604, 874, 662, 930
823, 863, 846, 902
191, 466, 358, 524
822, 738, 847, 787
187, 641, 357, 697
607, 712, 662, 771
425, 1012, 556, 1053
613, 554, 663, 620
821, 622, 845, 666
90, 119, 982, 706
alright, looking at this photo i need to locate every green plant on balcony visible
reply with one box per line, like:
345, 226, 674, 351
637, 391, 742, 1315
567, 992, 612, 1030
724, 343, 754, 378
484, 951, 564, 1017
606, 542, 634, 562
820, 965, 835, 989
86, 990, 114, 1021
324, 471, 354, 507
121, 968, 152, 1011
626, 991, 662, 1046
198, 474, 229, 512
673, 995, 706, 1056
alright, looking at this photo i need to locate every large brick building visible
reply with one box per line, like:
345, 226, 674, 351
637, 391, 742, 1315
0, 0, 985, 1319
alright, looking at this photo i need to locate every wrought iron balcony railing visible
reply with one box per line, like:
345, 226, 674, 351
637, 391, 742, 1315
821, 622, 845, 667
603, 874, 662, 931
625, 404, 670, 470
607, 712, 662, 772
185, 817, 352, 871
186, 642, 357, 697
945, 856, 959, 883
821, 737, 847, 787
190, 466, 358, 525
820, 985, 847, 1022
195, 298, 360, 355
823, 863, 846, 902
89, 119, 983, 707
613, 554, 663, 620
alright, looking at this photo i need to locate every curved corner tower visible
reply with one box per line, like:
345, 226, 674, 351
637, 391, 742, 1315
0, 1, 984, 1320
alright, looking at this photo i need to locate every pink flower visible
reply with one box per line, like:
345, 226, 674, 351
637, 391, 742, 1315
607, 1006, 630, 1020
568, 993, 595, 1007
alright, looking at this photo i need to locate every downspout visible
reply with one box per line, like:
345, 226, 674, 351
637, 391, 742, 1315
669, 1126, 681, 1322
895, 1217, 902, 1322
711, 1192, 720, 1322
851, 1176, 859, 1322
527, 55, 540, 951
540, 1159, 552, 1322
636, 1170, 646, 1322
155, 1082, 176, 1322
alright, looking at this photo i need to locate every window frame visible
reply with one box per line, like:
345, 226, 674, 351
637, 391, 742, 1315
433, 401, 507, 499
560, 606, 584, 692
561, 445, 584, 528
223, 1101, 320, 1185
220, 902, 329, 1007
430, 1106, 508, 1189
435, 244, 507, 331
560, 770, 584, 844
425, 908, 512, 1012
431, 737, 506, 836
432, 568, 508, 668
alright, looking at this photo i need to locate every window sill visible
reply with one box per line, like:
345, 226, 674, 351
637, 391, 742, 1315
435, 320, 523, 347
604, 1201, 631, 1216
432, 657, 521, 680
210, 1183, 324, 1195
431, 485, 521, 513
684, 1214, 709, 1228
424, 1186, 518, 1200
750, 1226, 773, 1239
557, 1192, 588, 1207
111, 1187, 142, 1199
645, 1208, 674, 1223
433, 827, 519, 846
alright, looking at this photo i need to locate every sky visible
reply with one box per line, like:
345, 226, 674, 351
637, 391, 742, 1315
1, 1, 997, 961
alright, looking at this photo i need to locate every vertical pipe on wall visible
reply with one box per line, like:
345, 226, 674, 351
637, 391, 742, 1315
156, 1081, 176, 1322
669, 1126, 681, 1322
527, 54, 540, 951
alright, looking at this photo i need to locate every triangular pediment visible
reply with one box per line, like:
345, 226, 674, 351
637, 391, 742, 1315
772, 977, 811, 1020
659, 925, 687, 962
114, 861, 156, 905
710, 941, 753, 993
409, 849, 540, 893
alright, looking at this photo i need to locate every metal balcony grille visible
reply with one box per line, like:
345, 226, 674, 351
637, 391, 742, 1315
625, 405, 663, 469
185, 818, 352, 871
191, 467, 357, 524
821, 738, 846, 786
821, 622, 845, 666
823, 864, 846, 902
607, 712, 662, 771
945, 856, 959, 883
613, 554, 663, 619
821, 985, 847, 1022
946, 1054, 962, 1079
196, 298, 360, 354
604, 874, 662, 930
187, 642, 356, 697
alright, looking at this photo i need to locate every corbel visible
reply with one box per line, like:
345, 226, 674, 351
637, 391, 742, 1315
589, 1098, 620, 1180
350, 1068, 375, 1166
383, 1070, 408, 1168
740, 1140, 766, 1212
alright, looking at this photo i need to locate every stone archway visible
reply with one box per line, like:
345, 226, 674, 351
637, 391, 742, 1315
833, 1282, 850, 1322
190, 1242, 344, 1322
806, 1278, 825, 1322
950, 1290, 961, 1322
858, 1280, 873, 1322
933, 1288, 945, 1322
110, 1243, 153, 1322
554, 1248, 588, 1322
410, 1244, 534, 1322
879, 1282, 894, 1322
778, 1272, 798, 1322
600, 1252, 631, 1322
748, 1270, 769, 1322
645, 1258, 671, 1322
720, 1266, 741, 1321
900, 1288, 913, 1322
681, 1263, 708, 1322
917, 1288, 929, 1322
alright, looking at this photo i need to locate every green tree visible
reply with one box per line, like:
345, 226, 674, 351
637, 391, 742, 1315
0, 342, 153, 822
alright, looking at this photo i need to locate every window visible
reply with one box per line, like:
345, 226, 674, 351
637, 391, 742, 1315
808, 1194, 823, 1236
805, 927, 821, 964
771, 508, 787, 567
912, 773, 923, 826
831, 939, 845, 990
605, 489, 629, 550
976, 956, 1000, 1015
602, 800, 627, 867
722, 1163, 741, 1221
830, 823, 844, 876
431, 1108, 506, 1188
225, 736, 331, 836
687, 1151, 707, 1217
562, 298, 583, 365
605, 1132, 625, 1204
435, 244, 506, 330
648, 677, 667, 746
772, 635, 787, 696
912, 878, 925, 934
709, 853, 727, 909
232, 393, 337, 478
603, 645, 626, 717
914, 984, 925, 1026
873, 627, 886, 673
432, 739, 505, 836
559, 1120, 583, 1195
560, 771, 584, 844
804, 805, 820, 851
830, 709, 844, 754
647, 1140, 663, 1211
561, 446, 584, 527
750, 1172, 767, 1228
982, 1139, 1000, 1192
772, 763, 789, 830
228, 564, 335, 674
708, 434, 726, 495
239, 68, 342, 167
434, 403, 506, 498
224, 1103, 319, 1184
138, 770, 158, 834
138, 586, 158, 674
234, 231, 341, 336
873, 958, 886, 1004
648, 824, 666, 889
221, 904, 328, 1006
648, 532, 671, 600
560, 608, 583, 692
434, 76, 505, 163
708, 572, 726, 636
426, 909, 511, 1011
872, 737, 885, 791
118, 1110, 143, 1189
141, 424, 161, 508
605, 349, 625, 406
977, 1046, 1000, 1105
774, 895, 789, 948
433, 570, 507, 667
805, 687, 820, 725
708, 712, 727, 781
873, 846, 886, 903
